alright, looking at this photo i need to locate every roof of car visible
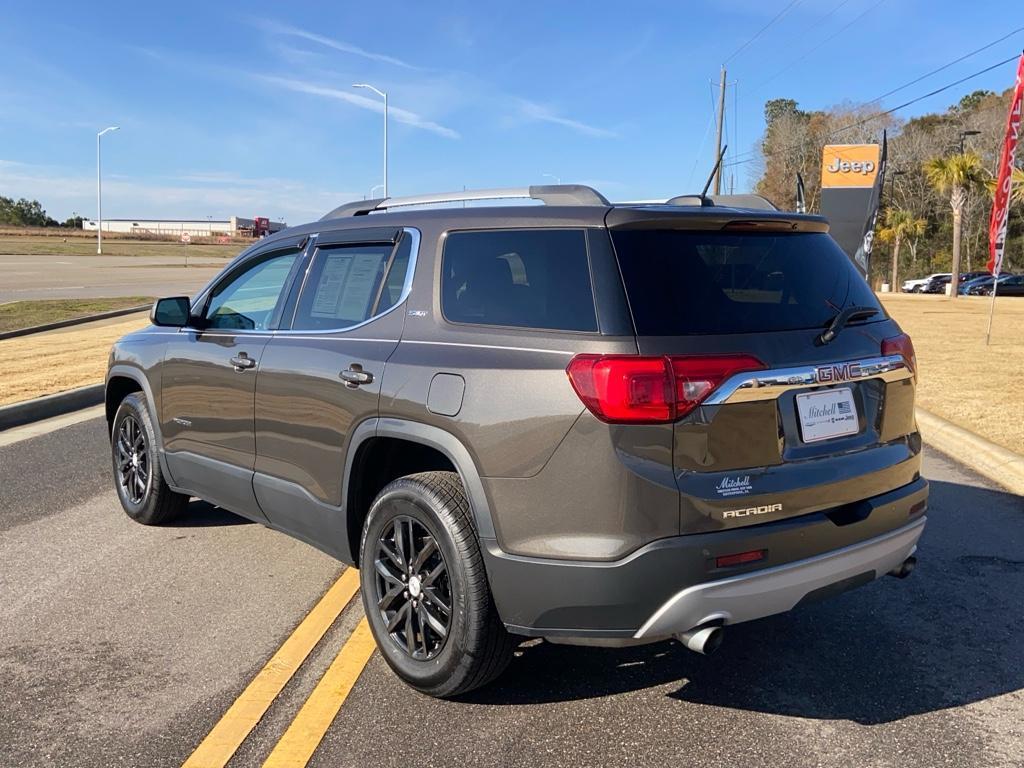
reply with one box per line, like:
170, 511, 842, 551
250, 185, 829, 254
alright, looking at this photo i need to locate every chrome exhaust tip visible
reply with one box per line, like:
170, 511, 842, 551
676, 625, 724, 655
888, 555, 917, 579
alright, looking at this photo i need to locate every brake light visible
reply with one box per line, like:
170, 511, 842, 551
566, 354, 765, 424
882, 333, 917, 379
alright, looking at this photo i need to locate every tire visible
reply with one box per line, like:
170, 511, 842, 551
111, 393, 189, 525
359, 471, 517, 698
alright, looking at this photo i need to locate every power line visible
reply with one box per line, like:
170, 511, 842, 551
833, 53, 1021, 135
723, 53, 1021, 168
754, 0, 890, 92
723, 0, 802, 65
870, 25, 1024, 102
728, 47, 1022, 165
685, 82, 719, 186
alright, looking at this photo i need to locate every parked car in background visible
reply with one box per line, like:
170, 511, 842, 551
977, 274, 1024, 296
921, 275, 952, 294
959, 271, 990, 284
959, 275, 996, 295
902, 273, 950, 293
922, 272, 988, 294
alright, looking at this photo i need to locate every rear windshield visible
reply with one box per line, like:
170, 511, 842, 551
611, 230, 882, 335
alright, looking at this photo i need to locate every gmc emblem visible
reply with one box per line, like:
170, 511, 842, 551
817, 362, 863, 383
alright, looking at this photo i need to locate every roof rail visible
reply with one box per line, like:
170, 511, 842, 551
665, 193, 779, 211
320, 184, 610, 220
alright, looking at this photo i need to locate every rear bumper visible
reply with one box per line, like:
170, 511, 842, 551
634, 516, 924, 638
484, 477, 927, 638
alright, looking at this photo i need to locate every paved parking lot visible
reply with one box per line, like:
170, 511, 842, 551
0, 254, 227, 302
0, 415, 1021, 767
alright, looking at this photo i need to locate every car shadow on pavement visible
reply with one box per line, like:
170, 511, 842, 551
465, 478, 1024, 725
163, 499, 254, 527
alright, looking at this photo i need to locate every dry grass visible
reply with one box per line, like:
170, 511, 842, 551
0, 235, 245, 259
0, 297, 152, 333
879, 293, 1024, 454
0, 317, 148, 406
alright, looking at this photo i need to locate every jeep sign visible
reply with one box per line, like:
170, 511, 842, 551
820, 144, 882, 189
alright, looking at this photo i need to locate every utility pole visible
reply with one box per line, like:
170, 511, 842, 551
712, 66, 727, 195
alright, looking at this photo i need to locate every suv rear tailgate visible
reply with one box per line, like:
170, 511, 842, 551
608, 223, 921, 535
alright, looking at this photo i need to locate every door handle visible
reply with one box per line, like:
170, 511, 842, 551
230, 353, 256, 372
340, 364, 374, 388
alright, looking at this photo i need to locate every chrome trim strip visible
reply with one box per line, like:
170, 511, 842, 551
704, 354, 910, 405
400, 339, 574, 356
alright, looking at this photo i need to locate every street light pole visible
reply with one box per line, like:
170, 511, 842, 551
353, 83, 388, 197
96, 126, 119, 255
958, 130, 981, 154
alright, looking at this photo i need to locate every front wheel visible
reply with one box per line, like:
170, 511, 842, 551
359, 471, 517, 698
111, 393, 189, 525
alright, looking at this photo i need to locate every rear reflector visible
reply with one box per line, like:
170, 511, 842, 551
882, 333, 917, 380
566, 354, 765, 424
715, 549, 767, 568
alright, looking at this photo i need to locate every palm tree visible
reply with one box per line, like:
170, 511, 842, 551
878, 208, 927, 291
985, 166, 1024, 207
923, 152, 989, 298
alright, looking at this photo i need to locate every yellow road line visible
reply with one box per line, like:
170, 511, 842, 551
262, 617, 377, 768
181, 568, 361, 768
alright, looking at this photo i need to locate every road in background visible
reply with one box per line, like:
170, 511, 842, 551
0, 417, 1021, 767
0, 254, 229, 301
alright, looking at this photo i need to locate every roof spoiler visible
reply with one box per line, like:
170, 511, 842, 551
321, 184, 610, 220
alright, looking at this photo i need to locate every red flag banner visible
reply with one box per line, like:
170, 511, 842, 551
988, 52, 1024, 276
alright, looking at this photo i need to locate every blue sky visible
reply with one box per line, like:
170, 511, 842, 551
1, 0, 1022, 223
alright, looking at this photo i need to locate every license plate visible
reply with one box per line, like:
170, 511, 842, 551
795, 388, 859, 443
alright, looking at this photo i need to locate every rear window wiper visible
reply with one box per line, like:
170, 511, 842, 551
816, 305, 879, 345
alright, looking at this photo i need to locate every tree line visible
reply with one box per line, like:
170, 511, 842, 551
0, 195, 82, 228
753, 87, 1023, 286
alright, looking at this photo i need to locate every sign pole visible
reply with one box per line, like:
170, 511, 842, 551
985, 278, 999, 346
985, 51, 1024, 346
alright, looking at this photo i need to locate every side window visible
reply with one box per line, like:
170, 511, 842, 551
378, 237, 412, 314
205, 249, 299, 331
291, 243, 394, 330
441, 229, 597, 332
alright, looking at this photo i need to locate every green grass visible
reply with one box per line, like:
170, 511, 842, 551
0, 297, 154, 333
0, 236, 244, 260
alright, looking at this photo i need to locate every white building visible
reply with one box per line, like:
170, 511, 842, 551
82, 216, 287, 237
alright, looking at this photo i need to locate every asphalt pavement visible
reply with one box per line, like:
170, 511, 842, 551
0, 254, 226, 302
1, 416, 1022, 767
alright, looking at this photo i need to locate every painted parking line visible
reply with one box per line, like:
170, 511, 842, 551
181, 568, 361, 768
262, 617, 377, 768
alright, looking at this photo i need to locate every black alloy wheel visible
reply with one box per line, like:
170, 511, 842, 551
115, 414, 150, 505
373, 514, 453, 661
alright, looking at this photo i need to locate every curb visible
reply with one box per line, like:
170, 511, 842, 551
916, 407, 1024, 497
0, 384, 104, 432
0, 305, 149, 341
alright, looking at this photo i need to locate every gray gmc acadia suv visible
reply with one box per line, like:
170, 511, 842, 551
106, 185, 928, 697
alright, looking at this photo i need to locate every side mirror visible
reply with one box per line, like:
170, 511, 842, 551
151, 296, 192, 327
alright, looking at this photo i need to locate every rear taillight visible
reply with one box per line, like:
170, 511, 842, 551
882, 333, 917, 379
566, 354, 765, 424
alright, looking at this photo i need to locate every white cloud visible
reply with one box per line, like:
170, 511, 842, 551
518, 99, 617, 138
258, 75, 461, 139
258, 21, 419, 70
0, 159, 355, 223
